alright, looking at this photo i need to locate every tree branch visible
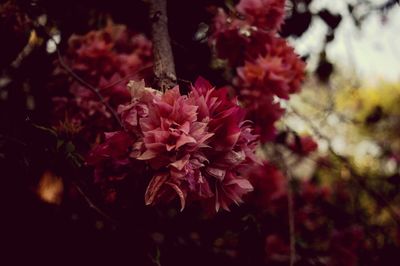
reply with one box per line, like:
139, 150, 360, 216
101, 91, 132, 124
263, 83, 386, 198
287, 174, 296, 266
275, 149, 296, 266
53, 42, 124, 128
72, 182, 118, 225
148, 0, 177, 91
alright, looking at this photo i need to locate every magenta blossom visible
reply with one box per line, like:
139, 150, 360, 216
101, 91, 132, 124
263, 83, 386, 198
208, 2, 305, 144
236, 37, 305, 101
111, 78, 259, 212
236, 0, 285, 31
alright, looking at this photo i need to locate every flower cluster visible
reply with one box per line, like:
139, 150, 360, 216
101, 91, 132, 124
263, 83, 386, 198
209, 0, 305, 142
65, 23, 152, 83
88, 78, 259, 212
51, 23, 152, 140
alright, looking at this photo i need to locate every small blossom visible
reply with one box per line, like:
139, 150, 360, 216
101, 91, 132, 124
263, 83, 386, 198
236, 37, 305, 100
288, 135, 318, 156
236, 0, 286, 31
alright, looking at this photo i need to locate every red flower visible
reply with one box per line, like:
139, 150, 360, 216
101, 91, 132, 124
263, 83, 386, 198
288, 135, 318, 156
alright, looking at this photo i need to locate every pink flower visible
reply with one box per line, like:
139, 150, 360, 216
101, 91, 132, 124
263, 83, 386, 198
115, 78, 259, 212
236, 37, 305, 100
66, 23, 152, 83
236, 0, 285, 31
51, 23, 153, 143
117, 79, 160, 131
67, 30, 119, 83
119, 80, 216, 210
209, 6, 304, 144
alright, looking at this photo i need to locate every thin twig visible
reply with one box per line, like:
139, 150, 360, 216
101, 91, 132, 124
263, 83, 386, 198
0, 133, 27, 146
271, 143, 297, 265
287, 172, 296, 266
289, 105, 400, 226
176, 78, 192, 85
72, 182, 118, 225
148, 0, 177, 91
99, 64, 153, 90
275, 148, 296, 266
330, 150, 400, 226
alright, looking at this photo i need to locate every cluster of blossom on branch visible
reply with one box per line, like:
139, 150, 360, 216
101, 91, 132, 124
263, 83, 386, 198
209, 0, 305, 142
51, 23, 152, 141
58, 0, 307, 213
88, 78, 259, 212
